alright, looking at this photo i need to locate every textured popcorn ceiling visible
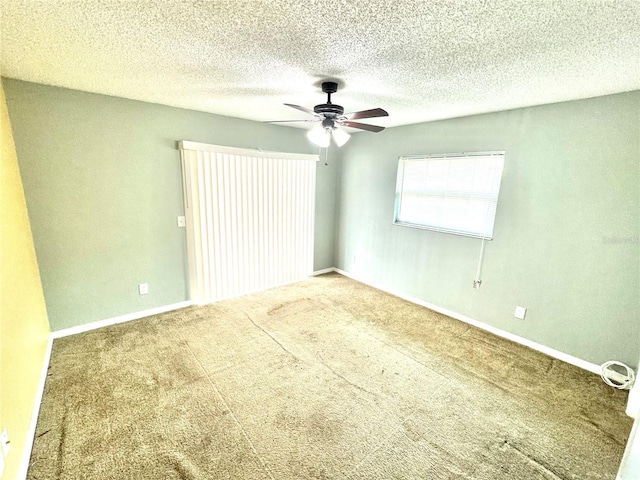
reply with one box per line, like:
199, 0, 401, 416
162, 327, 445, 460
1, 0, 639, 128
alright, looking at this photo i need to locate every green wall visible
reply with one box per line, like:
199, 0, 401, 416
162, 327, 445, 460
5, 77, 638, 367
4, 79, 338, 331
336, 91, 639, 367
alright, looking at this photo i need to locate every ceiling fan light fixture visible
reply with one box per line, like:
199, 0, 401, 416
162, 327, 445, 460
331, 127, 350, 147
307, 124, 331, 148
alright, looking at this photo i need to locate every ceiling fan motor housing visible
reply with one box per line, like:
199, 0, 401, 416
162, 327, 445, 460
314, 103, 344, 116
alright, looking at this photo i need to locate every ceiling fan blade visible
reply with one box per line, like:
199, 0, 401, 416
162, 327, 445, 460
263, 119, 319, 124
284, 103, 319, 117
345, 108, 389, 120
341, 121, 385, 133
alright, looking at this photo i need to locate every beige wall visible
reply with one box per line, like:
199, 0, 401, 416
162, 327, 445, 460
0, 81, 50, 478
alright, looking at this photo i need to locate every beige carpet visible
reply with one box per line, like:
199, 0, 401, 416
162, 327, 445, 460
28, 273, 632, 479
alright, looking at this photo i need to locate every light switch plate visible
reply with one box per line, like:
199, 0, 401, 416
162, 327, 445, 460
138, 283, 149, 295
177, 216, 186, 227
514, 306, 527, 320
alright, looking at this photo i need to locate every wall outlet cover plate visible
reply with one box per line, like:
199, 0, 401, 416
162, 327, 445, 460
514, 306, 527, 319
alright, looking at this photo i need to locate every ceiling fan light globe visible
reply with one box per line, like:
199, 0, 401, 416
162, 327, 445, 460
332, 128, 350, 147
307, 125, 331, 148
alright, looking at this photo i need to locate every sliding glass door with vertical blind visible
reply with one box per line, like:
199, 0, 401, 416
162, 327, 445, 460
179, 141, 318, 304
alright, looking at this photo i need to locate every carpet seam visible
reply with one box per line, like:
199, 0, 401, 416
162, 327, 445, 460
501, 440, 567, 480
356, 328, 450, 383
315, 352, 380, 399
178, 334, 277, 480
243, 312, 303, 362
344, 379, 452, 478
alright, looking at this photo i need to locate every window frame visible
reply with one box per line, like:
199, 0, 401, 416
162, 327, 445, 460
393, 151, 505, 240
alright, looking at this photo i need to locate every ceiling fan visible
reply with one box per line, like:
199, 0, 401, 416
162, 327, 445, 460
266, 81, 388, 147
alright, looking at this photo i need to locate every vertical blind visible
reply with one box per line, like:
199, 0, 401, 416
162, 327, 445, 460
179, 141, 318, 304
394, 152, 505, 239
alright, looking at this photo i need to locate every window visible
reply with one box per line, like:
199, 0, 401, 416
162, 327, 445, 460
393, 151, 505, 239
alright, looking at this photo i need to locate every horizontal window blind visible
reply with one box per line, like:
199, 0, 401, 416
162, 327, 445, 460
179, 141, 318, 304
394, 152, 505, 239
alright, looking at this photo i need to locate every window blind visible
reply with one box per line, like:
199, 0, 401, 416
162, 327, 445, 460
394, 152, 505, 239
179, 141, 318, 304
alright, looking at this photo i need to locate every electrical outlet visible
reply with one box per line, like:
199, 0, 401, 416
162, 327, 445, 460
138, 283, 149, 295
514, 306, 527, 320
0, 429, 10, 457
177, 216, 186, 227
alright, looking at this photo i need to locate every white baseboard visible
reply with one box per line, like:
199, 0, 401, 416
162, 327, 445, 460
16, 335, 53, 480
51, 301, 193, 338
627, 382, 640, 420
617, 417, 640, 479
312, 267, 337, 276
334, 268, 601, 376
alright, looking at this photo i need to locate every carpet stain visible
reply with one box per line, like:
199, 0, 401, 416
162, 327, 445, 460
307, 410, 342, 443
169, 452, 201, 480
267, 297, 317, 316
54, 406, 68, 478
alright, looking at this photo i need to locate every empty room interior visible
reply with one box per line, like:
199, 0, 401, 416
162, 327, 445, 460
1, 1, 639, 479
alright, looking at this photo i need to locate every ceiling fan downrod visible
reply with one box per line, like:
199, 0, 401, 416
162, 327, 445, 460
314, 81, 344, 117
